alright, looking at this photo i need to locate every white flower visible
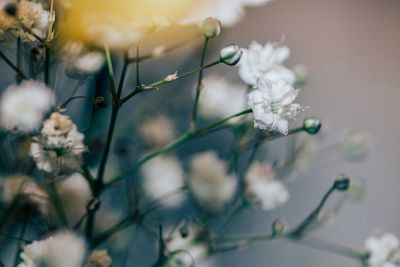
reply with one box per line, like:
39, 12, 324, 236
18, 231, 86, 267
180, 0, 272, 27
245, 162, 289, 210
239, 42, 295, 86
87, 250, 112, 267
365, 231, 400, 267
30, 112, 85, 174
188, 151, 237, 213
141, 156, 185, 208
199, 76, 246, 120
52, 173, 91, 225
139, 116, 176, 148
0, 80, 54, 132
247, 78, 304, 135
1, 175, 49, 216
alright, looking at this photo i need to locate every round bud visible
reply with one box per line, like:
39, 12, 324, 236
334, 174, 350, 191
201, 17, 221, 39
272, 219, 287, 236
303, 117, 321, 135
4, 3, 18, 17
220, 44, 242, 66
94, 96, 107, 108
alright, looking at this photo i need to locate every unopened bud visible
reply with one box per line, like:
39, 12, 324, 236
4, 3, 18, 17
303, 117, 321, 135
272, 219, 287, 235
334, 174, 350, 191
220, 44, 242, 66
201, 17, 221, 39
94, 96, 106, 108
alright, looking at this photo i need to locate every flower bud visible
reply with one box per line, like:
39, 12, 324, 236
220, 44, 242, 66
4, 3, 18, 17
201, 17, 221, 39
272, 219, 287, 236
303, 117, 321, 135
94, 96, 107, 108
334, 174, 350, 191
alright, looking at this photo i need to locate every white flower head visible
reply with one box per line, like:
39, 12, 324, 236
239, 41, 295, 86
30, 112, 85, 174
247, 78, 305, 135
188, 151, 237, 213
141, 155, 185, 208
245, 162, 289, 210
365, 231, 400, 267
87, 249, 112, 267
18, 231, 86, 267
199, 76, 246, 120
139, 115, 176, 148
0, 80, 54, 132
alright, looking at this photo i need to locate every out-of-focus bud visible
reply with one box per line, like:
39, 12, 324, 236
4, 3, 18, 17
201, 17, 221, 39
341, 128, 371, 162
303, 117, 321, 135
86, 197, 101, 212
220, 44, 242, 66
94, 96, 107, 108
272, 219, 287, 236
293, 64, 308, 86
334, 174, 350, 191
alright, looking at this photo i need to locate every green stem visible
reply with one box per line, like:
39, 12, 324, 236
61, 96, 96, 108
136, 43, 141, 88
0, 50, 26, 80
45, 46, 50, 86
107, 109, 252, 186
190, 37, 209, 129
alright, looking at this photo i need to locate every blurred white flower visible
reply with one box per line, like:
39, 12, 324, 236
247, 78, 304, 135
0, 1, 51, 41
1, 174, 49, 216
87, 249, 112, 267
30, 112, 85, 174
141, 155, 185, 208
53, 172, 91, 225
341, 128, 371, 162
245, 162, 289, 210
0, 80, 54, 132
139, 116, 176, 148
181, 0, 272, 27
199, 76, 246, 120
239, 41, 295, 86
18, 231, 86, 267
188, 151, 237, 213
365, 231, 400, 267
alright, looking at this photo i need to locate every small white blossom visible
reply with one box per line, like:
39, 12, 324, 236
245, 162, 289, 210
30, 112, 85, 174
365, 231, 400, 267
18, 231, 86, 267
139, 116, 176, 148
199, 76, 246, 120
188, 151, 237, 213
247, 78, 304, 135
87, 250, 112, 267
239, 41, 295, 86
0, 81, 54, 132
141, 156, 185, 208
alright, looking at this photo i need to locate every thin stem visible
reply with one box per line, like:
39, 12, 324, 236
61, 96, 96, 108
60, 80, 84, 108
0, 50, 26, 79
107, 109, 252, 186
190, 37, 209, 129
136, 43, 141, 88
12, 219, 28, 267
44, 46, 50, 85
16, 38, 21, 83
48, 182, 69, 227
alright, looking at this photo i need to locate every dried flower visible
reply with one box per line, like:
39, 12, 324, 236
239, 41, 295, 86
141, 156, 185, 208
247, 78, 304, 135
245, 162, 289, 210
0, 80, 54, 132
18, 231, 86, 267
188, 151, 237, 213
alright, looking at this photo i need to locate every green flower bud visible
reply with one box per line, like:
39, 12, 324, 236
334, 174, 350, 191
220, 44, 242, 66
303, 117, 321, 135
201, 17, 221, 39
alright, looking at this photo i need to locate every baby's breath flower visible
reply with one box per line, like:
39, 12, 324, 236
201, 17, 221, 38
141, 155, 185, 208
247, 78, 305, 135
18, 231, 86, 267
0, 80, 54, 132
139, 115, 176, 148
30, 112, 85, 174
188, 151, 237, 213
365, 231, 400, 267
1, 174, 49, 216
87, 250, 112, 267
220, 44, 242, 66
245, 162, 289, 210
239, 41, 295, 86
